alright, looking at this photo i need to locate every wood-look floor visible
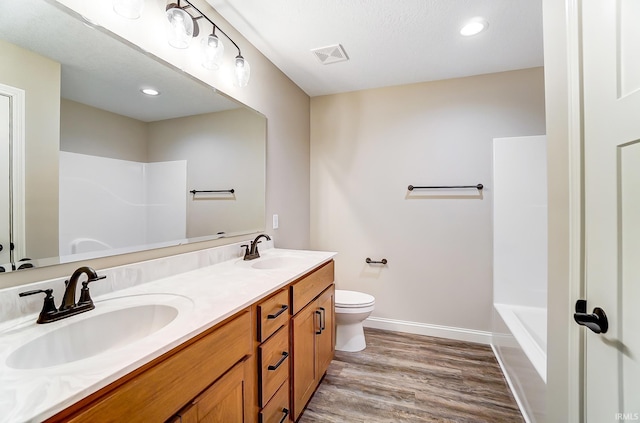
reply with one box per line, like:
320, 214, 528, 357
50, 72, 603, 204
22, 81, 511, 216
298, 328, 524, 423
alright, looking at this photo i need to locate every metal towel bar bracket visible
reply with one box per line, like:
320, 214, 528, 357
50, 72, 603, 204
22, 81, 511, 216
366, 258, 387, 265
408, 184, 483, 191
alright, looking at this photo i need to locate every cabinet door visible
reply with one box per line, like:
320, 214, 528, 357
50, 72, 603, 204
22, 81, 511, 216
181, 359, 248, 423
291, 302, 318, 420
62, 311, 251, 423
316, 285, 335, 377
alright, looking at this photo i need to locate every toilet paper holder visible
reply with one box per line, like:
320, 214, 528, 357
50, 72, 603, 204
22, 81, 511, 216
366, 257, 387, 265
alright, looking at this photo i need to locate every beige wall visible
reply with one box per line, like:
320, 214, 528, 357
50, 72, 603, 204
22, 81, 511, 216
310, 68, 546, 333
60, 99, 148, 162
0, 39, 60, 260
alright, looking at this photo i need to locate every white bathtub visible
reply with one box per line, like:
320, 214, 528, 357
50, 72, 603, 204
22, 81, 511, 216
495, 303, 546, 381
493, 304, 547, 422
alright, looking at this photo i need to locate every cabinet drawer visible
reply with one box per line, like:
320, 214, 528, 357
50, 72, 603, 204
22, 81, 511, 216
64, 310, 252, 422
259, 324, 289, 407
258, 288, 289, 342
290, 260, 334, 315
259, 381, 290, 423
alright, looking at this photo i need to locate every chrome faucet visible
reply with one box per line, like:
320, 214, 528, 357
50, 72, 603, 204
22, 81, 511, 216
19, 266, 106, 323
242, 234, 271, 260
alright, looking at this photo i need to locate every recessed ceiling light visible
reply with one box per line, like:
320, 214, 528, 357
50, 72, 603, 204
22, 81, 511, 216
141, 88, 160, 96
460, 18, 488, 37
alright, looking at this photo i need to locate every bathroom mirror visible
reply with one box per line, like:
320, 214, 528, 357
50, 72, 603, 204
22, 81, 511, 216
0, 0, 266, 273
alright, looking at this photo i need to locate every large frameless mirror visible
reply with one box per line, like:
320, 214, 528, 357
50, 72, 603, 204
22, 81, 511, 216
0, 0, 266, 276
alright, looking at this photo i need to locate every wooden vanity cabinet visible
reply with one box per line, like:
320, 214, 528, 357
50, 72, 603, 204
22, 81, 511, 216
47, 309, 253, 423
290, 261, 335, 421
47, 259, 335, 423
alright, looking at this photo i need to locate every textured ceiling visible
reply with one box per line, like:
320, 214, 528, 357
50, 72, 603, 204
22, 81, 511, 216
206, 0, 544, 96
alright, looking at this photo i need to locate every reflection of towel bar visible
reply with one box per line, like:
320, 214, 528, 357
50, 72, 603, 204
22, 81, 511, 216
190, 189, 235, 194
408, 184, 483, 191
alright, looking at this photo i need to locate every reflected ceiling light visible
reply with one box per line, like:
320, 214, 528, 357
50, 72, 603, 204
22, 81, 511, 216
113, 0, 145, 19
141, 88, 160, 96
460, 17, 488, 36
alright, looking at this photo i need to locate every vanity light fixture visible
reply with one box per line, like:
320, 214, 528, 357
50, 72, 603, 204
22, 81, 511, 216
460, 17, 488, 36
112, 0, 145, 19
165, 0, 250, 86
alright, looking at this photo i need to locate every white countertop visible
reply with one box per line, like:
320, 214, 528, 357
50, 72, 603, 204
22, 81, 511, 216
0, 248, 335, 423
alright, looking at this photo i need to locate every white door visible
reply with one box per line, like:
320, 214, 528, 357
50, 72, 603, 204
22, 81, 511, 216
0, 94, 10, 267
582, 1, 640, 420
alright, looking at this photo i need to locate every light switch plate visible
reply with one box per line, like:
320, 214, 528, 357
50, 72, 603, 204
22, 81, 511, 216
272, 214, 279, 229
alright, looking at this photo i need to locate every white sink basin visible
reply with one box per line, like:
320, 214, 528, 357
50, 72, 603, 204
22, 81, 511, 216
6, 295, 189, 370
250, 256, 305, 269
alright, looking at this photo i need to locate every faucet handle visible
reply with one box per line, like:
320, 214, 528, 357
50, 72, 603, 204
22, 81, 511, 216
78, 275, 106, 306
19, 289, 58, 322
19, 288, 53, 298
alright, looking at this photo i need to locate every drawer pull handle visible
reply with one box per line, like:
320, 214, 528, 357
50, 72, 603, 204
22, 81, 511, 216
315, 310, 322, 334
268, 351, 289, 371
267, 304, 288, 319
279, 408, 290, 423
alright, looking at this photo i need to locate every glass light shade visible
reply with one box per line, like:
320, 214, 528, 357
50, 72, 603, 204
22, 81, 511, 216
166, 7, 194, 49
201, 34, 225, 70
113, 0, 144, 19
234, 56, 251, 87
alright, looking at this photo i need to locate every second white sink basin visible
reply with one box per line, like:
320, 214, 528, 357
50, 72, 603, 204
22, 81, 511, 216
250, 256, 305, 269
6, 295, 190, 370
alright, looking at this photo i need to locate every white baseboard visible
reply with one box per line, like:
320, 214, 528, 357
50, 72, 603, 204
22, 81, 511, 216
364, 316, 492, 345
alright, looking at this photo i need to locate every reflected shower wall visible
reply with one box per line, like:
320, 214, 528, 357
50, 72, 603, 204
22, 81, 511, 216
59, 152, 186, 260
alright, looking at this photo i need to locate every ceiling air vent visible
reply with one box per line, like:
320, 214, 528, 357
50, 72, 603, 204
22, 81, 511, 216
311, 44, 349, 65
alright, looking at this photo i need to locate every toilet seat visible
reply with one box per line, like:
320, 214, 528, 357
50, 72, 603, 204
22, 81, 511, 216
335, 290, 375, 308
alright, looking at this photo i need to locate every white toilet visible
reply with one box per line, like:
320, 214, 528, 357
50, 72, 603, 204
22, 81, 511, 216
335, 290, 375, 352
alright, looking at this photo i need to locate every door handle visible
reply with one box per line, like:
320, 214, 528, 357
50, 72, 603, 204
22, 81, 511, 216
574, 299, 609, 334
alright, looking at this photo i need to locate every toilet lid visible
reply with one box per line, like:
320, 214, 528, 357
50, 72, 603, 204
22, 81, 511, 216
335, 290, 375, 307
